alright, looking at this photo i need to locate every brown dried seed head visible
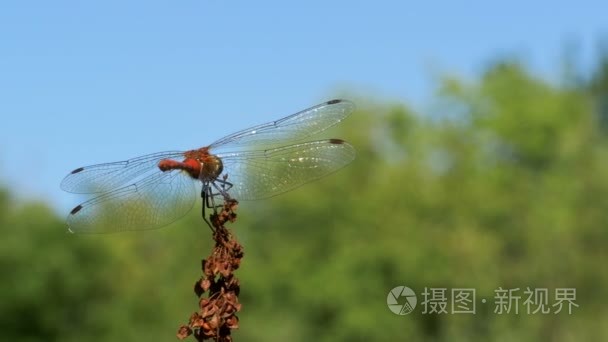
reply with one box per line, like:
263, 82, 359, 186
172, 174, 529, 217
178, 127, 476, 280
201, 278, 212, 291
199, 297, 210, 310
208, 315, 220, 329
189, 313, 205, 328
225, 315, 239, 329
176, 325, 192, 339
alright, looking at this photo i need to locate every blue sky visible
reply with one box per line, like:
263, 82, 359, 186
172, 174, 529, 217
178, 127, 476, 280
0, 0, 605, 213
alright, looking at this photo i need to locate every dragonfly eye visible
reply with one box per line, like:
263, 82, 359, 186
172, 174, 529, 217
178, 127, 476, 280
200, 155, 223, 181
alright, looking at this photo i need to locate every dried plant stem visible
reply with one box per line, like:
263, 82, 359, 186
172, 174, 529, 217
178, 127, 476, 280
178, 199, 243, 341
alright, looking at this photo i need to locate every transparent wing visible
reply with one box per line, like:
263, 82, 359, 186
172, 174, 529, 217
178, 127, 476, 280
66, 170, 197, 233
216, 139, 355, 200
61, 151, 185, 194
208, 99, 354, 151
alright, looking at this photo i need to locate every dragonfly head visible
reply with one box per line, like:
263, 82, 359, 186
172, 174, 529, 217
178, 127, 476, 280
200, 154, 223, 182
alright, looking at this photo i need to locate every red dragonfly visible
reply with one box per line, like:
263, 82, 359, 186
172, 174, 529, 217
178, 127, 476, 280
61, 99, 355, 233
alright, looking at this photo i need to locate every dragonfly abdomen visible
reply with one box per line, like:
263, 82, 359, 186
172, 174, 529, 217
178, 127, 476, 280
158, 158, 201, 179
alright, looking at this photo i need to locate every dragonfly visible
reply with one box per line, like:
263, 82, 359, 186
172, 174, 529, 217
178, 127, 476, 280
61, 99, 356, 233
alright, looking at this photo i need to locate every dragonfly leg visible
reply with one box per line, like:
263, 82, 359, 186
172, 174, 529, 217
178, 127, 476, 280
201, 185, 214, 230
213, 176, 234, 199
202, 181, 232, 230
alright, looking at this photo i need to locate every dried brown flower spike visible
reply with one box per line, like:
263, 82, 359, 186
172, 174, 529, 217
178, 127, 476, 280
178, 199, 243, 341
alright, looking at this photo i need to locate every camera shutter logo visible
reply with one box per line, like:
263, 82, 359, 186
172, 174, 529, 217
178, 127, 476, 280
387, 286, 417, 315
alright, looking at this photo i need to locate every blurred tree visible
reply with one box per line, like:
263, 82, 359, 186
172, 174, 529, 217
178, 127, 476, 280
588, 41, 608, 130
0, 194, 117, 341
236, 60, 607, 341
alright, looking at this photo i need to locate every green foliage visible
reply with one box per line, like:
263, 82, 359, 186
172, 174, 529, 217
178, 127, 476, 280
2, 61, 608, 341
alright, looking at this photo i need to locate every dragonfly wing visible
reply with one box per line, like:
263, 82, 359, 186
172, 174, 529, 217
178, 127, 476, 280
208, 99, 354, 151
61, 151, 185, 194
67, 169, 197, 233
216, 139, 355, 200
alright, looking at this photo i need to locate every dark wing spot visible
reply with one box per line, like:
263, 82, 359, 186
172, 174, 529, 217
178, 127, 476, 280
327, 99, 342, 105
71, 167, 85, 174
70, 205, 83, 215
329, 138, 345, 144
